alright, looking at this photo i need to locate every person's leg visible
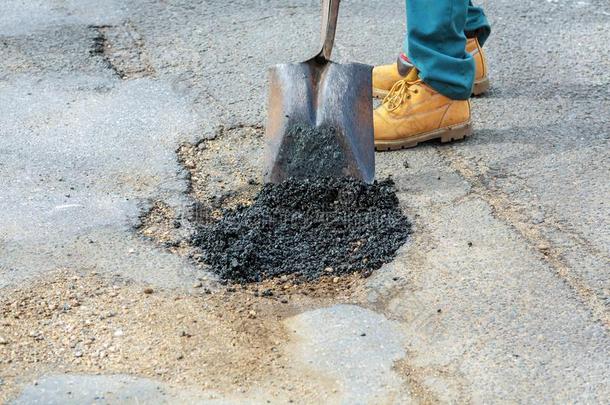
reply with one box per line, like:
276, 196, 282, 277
464, 1, 491, 94
372, 0, 491, 99
374, 0, 477, 150
465, 1, 491, 46
404, 0, 473, 100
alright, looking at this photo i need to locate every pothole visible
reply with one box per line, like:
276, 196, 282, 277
177, 125, 264, 212
141, 125, 411, 286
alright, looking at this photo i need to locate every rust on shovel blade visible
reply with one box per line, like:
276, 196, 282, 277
264, 59, 374, 184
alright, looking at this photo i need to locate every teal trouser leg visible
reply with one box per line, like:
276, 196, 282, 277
465, 1, 491, 45
403, 0, 490, 100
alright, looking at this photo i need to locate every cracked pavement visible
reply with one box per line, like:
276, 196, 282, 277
1, 0, 609, 403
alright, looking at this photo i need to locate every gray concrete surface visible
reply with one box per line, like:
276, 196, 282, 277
13, 374, 213, 405
13, 373, 289, 404
1, 0, 609, 403
285, 305, 409, 403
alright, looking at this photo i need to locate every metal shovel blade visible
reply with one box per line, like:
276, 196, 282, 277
263, 0, 374, 184
264, 60, 374, 183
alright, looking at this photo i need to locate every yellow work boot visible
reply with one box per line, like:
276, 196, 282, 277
373, 39, 490, 98
467, 37, 489, 95
374, 69, 472, 151
372, 54, 412, 99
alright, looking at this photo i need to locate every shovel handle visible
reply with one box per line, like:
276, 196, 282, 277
317, 0, 340, 61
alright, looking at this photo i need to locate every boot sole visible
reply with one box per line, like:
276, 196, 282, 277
374, 77, 490, 99
375, 121, 472, 151
472, 76, 489, 96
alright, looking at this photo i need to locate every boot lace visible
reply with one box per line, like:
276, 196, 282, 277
382, 77, 422, 111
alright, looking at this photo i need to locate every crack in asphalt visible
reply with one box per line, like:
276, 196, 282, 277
89, 22, 155, 79
439, 148, 610, 327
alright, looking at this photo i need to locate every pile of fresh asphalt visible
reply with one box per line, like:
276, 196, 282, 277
191, 177, 411, 283
270, 125, 349, 179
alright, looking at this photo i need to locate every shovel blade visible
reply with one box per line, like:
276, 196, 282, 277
264, 61, 374, 184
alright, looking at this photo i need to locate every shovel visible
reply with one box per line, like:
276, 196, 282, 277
263, 0, 374, 184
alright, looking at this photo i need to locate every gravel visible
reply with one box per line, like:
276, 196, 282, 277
191, 177, 411, 283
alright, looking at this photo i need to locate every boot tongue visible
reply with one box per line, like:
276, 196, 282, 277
405, 67, 419, 81
396, 53, 413, 76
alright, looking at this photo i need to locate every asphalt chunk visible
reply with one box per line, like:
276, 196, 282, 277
191, 177, 411, 283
